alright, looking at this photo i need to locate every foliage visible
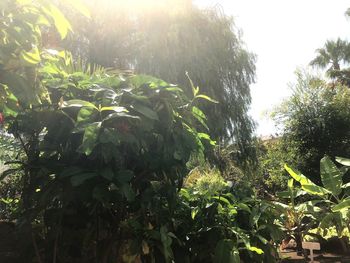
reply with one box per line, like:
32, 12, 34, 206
0, 132, 23, 220
178, 169, 283, 262
65, 0, 257, 161
284, 156, 350, 252
273, 70, 350, 184
255, 138, 301, 195
2, 33, 218, 260
0, 0, 88, 116
310, 38, 350, 72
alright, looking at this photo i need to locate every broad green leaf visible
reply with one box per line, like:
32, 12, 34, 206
342, 182, 350, 189
77, 107, 95, 123
192, 106, 209, 130
191, 207, 199, 219
336, 156, 350, 166
284, 164, 329, 196
62, 99, 98, 109
160, 226, 174, 262
47, 4, 72, 39
236, 203, 251, 213
319, 212, 340, 230
214, 239, 240, 263
20, 47, 40, 65
212, 196, 231, 206
100, 106, 128, 113
1, 72, 38, 104
195, 94, 219, 103
198, 133, 216, 146
320, 156, 342, 196
248, 246, 264, 254
276, 191, 292, 199
78, 122, 101, 155
332, 198, 350, 212
70, 172, 97, 186
131, 103, 159, 120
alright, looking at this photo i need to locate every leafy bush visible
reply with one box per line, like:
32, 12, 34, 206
179, 168, 283, 262
284, 156, 350, 253
273, 70, 350, 185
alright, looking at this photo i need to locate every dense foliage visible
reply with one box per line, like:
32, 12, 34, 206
273, 70, 350, 184
65, 0, 256, 162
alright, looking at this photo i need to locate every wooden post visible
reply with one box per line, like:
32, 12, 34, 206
302, 242, 320, 263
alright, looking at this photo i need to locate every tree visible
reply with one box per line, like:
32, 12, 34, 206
310, 38, 350, 73
273, 70, 350, 184
65, 0, 256, 161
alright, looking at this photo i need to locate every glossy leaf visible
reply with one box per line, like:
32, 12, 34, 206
78, 122, 101, 155
336, 156, 350, 166
131, 103, 159, 120
47, 4, 72, 39
332, 198, 350, 212
62, 99, 98, 109
320, 156, 342, 196
284, 164, 329, 196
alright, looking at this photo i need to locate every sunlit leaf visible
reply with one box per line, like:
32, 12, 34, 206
284, 164, 329, 196
131, 103, 159, 120
20, 47, 41, 65
78, 122, 101, 155
195, 94, 219, 103
320, 156, 342, 196
46, 4, 72, 39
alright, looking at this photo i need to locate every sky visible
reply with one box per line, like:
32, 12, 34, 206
195, 0, 350, 136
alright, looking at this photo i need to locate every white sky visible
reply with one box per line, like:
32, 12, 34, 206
195, 0, 350, 136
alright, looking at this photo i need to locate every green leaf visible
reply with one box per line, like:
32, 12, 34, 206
336, 156, 350, 166
191, 207, 199, 219
284, 164, 329, 196
77, 107, 95, 123
62, 99, 98, 109
195, 94, 219, 103
20, 47, 41, 65
160, 226, 174, 262
248, 246, 264, 254
332, 198, 350, 212
192, 106, 208, 130
198, 133, 216, 146
214, 239, 240, 263
131, 103, 159, 120
70, 172, 97, 186
100, 106, 128, 113
320, 156, 342, 196
1, 72, 38, 104
212, 196, 231, 206
47, 4, 72, 39
78, 122, 101, 155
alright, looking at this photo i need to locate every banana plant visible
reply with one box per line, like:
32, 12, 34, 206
274, 179, 320, 254
284, 155, 350, 252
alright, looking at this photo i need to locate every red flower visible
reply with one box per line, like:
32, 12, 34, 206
0, 113, 4, 124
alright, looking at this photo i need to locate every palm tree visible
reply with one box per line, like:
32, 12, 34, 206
310, 38, 350, 72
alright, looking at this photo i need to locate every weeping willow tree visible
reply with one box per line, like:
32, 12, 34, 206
65, 0, 256, 161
